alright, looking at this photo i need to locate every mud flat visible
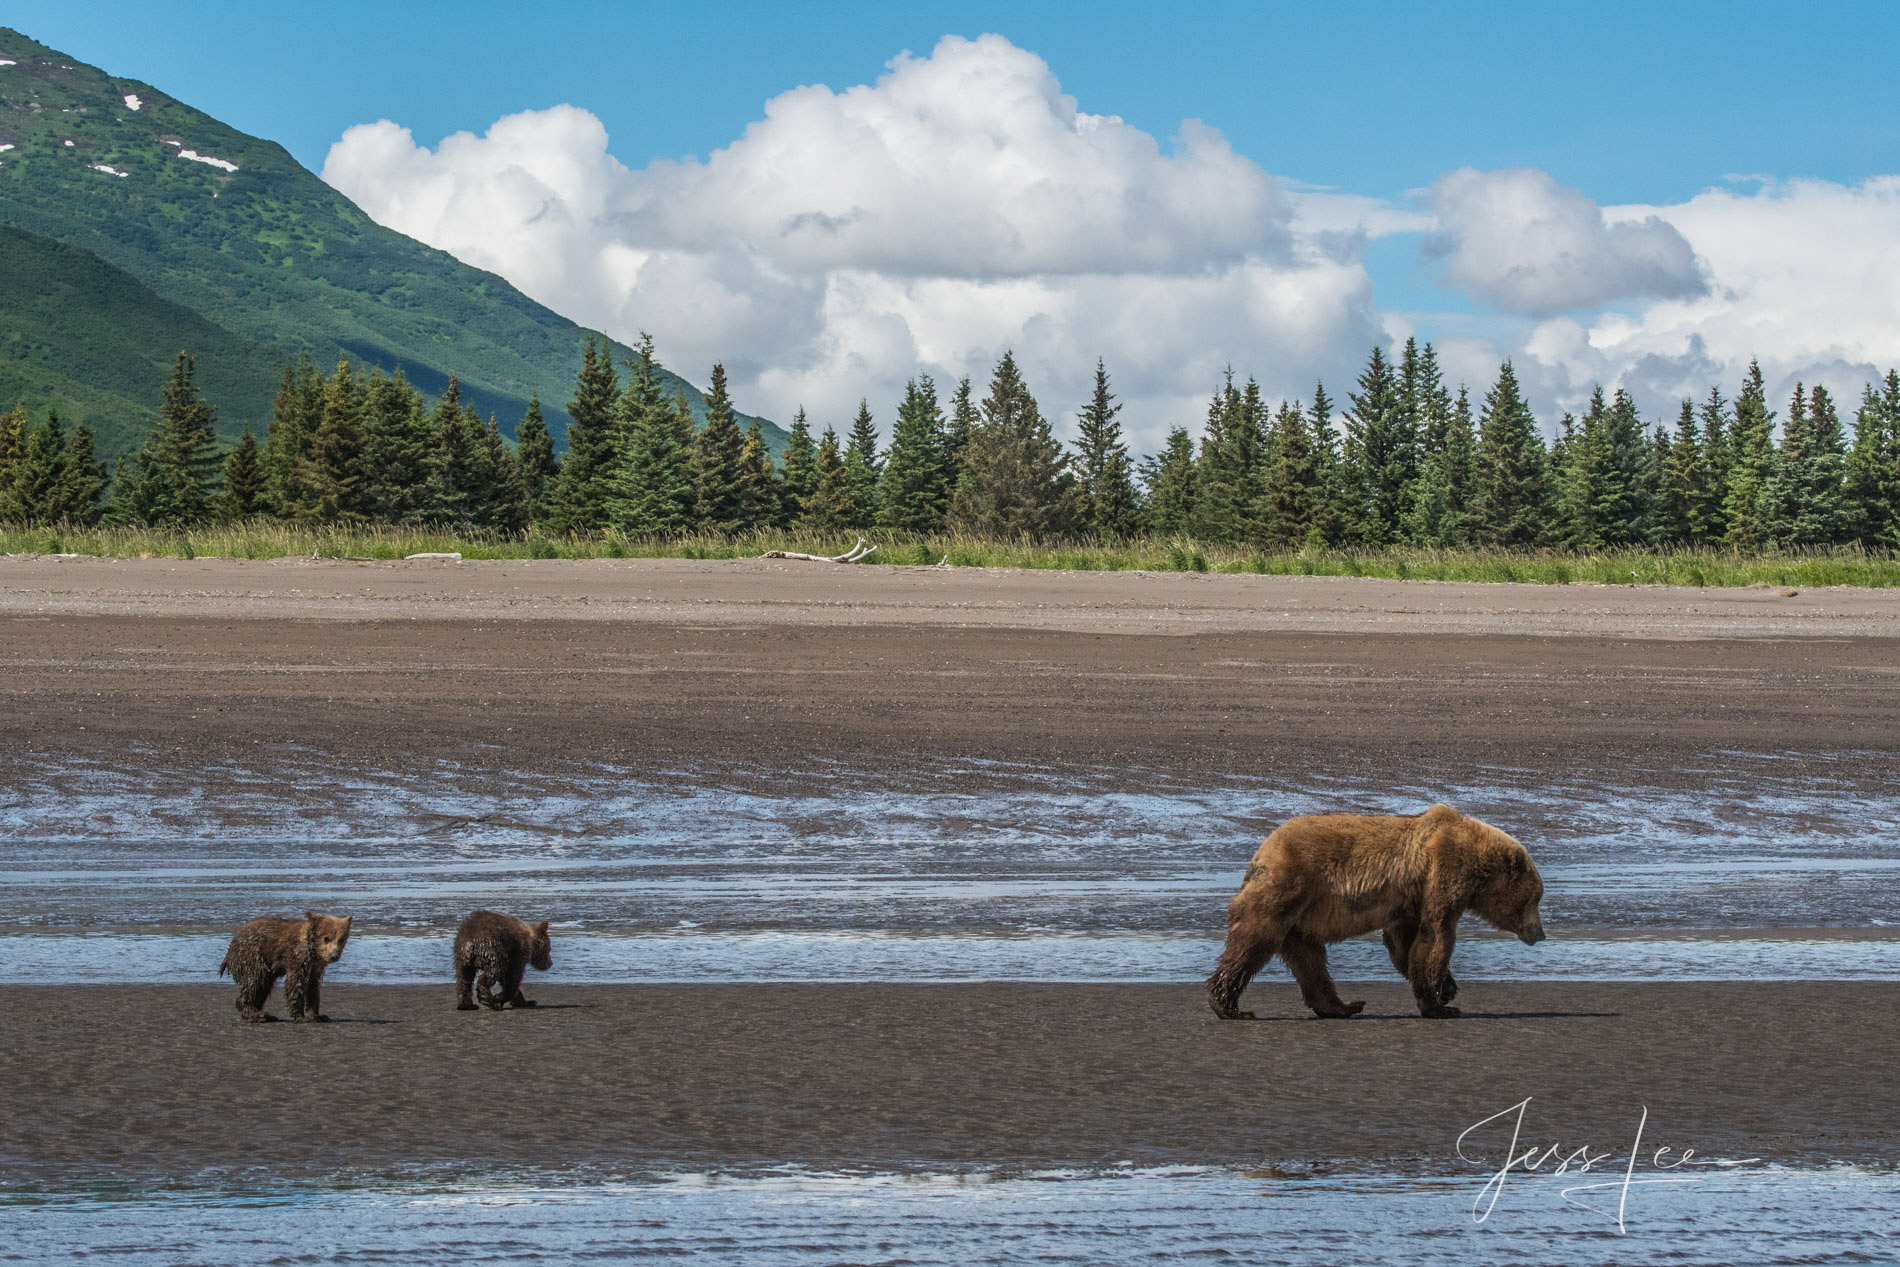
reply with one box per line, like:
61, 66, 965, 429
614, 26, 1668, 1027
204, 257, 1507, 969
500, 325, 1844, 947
1, 981, 1894, 1184
1, 557, 1897, 781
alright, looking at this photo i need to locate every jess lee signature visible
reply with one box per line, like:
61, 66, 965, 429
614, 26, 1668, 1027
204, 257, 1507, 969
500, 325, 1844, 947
1456, 1096, 1761, 1233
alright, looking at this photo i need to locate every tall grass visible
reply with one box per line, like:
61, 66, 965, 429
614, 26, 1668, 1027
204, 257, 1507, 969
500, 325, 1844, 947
3, 519, 1898, 587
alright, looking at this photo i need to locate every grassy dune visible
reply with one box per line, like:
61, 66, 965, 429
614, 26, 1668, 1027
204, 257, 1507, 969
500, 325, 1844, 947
4, 521, 1898, 587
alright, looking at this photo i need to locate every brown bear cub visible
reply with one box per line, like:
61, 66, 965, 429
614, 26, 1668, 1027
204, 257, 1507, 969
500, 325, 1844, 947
454, 910, 553, 1011
1207, 804, 1545, 1021
219, 912, 353, 1023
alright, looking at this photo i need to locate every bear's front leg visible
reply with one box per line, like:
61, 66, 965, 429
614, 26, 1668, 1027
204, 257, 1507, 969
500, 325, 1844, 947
305, 973, 329, 1022
501, 963, 534, 1007
1407, 919, 1461, 1018
284, 964, 326, 1022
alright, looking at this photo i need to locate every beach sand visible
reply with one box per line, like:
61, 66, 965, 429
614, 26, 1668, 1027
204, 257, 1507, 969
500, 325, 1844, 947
2, 981, 1893, 1183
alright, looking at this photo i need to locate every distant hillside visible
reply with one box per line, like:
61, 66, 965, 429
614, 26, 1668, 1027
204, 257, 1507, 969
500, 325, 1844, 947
0, 224, 287, 454
0, 27, 783, 459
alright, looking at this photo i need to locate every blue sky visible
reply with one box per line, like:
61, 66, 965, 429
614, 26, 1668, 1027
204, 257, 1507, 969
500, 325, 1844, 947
19, 2, 1898, 202
11, 1, 1900, 442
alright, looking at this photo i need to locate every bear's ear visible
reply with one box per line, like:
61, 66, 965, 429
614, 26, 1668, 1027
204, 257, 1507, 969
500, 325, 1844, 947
340, 915, 353, 932
305, 911, 318, 924
535, 920, 550, 937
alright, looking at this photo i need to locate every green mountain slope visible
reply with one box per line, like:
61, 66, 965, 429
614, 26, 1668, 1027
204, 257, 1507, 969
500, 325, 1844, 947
0, 223, 288, 454
0, 27, 781, 458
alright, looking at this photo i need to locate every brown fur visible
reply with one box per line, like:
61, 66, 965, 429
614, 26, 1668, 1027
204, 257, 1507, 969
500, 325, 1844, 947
1205, 804, 1545, 1020
218, 913, 352, 1023
453, 910, 552, 1011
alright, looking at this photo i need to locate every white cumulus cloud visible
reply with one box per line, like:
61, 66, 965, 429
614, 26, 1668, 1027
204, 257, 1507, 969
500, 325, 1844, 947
1428, 166, 1706, 317
322, 33, 1394, 449
1510, 176, 1900, 423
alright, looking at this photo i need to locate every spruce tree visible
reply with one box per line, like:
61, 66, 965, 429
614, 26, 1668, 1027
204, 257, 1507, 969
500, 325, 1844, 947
1441, 385, 1477, 535
777, 407, 819, 527
692, 363, 749, 533
309, 358, 370, 522
944, 377, 979, 505
1258, 400, 1323, 546
1191, 372, 1266, 543
1341, 345, 1417, 544
802, 428, 851, 531
842, 400, 882, 528
1072, 360, 1138, 537
881, 376, 951, 532
262, 354, 323, 519
1139, 426, 1198, 534
222, 430, 264, 520
0, 403, 26, 493
1845, 374, 1899, 546
1308, 382, 1349, 544
1722, 360, 1777, 548
514, 397, 559, 524
3, 412, 71, 522
481, 414, 528, 532
605, 333, 668, 530
359, 369, 432, 523
425, 380, 488, 527
1468, 361, 1555, 546
548, 338, 620, 532
137, 352, 223, 525
618, 394, 697, 535
1696, 386, 1731, 542
1600, 390, 1654, 544
1654, 400, 1705, 544
949, 352, 1074, 538
1761, 383, 1847, 545
55, 423, 105, 524
737, 422, 777, 533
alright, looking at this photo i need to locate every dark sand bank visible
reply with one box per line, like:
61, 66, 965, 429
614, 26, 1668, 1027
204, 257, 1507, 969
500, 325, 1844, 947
4, 556, 1896, 783
4, 615, 1898, 784
4, 982, 1894, 1184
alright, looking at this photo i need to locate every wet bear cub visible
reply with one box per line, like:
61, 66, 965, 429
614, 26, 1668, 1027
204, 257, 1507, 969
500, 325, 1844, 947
454, 910, 553, 1010
219, 912, 353, 1023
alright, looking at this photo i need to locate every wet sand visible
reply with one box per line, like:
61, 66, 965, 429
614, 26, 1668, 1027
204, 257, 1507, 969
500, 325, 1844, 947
2, 981, 1895, 1183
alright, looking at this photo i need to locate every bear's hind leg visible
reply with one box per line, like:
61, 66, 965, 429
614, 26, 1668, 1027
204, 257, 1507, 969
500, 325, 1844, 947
455, 957, 480, 1010
234, 972, 276, 1023
476, 968, 507, 1010
1206, 905, 1284, 1020
1281, 932, 1364, 1018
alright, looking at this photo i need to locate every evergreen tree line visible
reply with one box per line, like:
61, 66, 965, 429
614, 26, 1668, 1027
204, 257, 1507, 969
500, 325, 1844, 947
5, 340, 1900, 551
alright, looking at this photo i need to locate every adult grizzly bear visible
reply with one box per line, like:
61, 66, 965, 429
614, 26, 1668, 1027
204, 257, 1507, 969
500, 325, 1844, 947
453, 910, 552, 1011
1206, 804, 1544, 1020
219, 912, 352, 1023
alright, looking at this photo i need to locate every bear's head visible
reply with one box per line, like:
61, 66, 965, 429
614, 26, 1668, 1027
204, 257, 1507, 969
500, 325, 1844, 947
529, 919, 552, 971
1468, 831, 1545, 946
306, 912, 353, 963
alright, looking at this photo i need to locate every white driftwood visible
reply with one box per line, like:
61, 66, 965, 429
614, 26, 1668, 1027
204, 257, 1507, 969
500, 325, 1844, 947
404, 552, 464, 561
759, 537, 878, 564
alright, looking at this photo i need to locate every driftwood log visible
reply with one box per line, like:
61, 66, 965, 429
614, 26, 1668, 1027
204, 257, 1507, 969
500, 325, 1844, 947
759, 537, 879, 564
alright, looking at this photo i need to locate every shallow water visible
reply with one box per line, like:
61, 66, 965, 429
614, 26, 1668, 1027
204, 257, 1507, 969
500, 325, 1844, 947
4, 1166, 1895, 1266
2, 749, 1896, 983
6, 928, 1899, 984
